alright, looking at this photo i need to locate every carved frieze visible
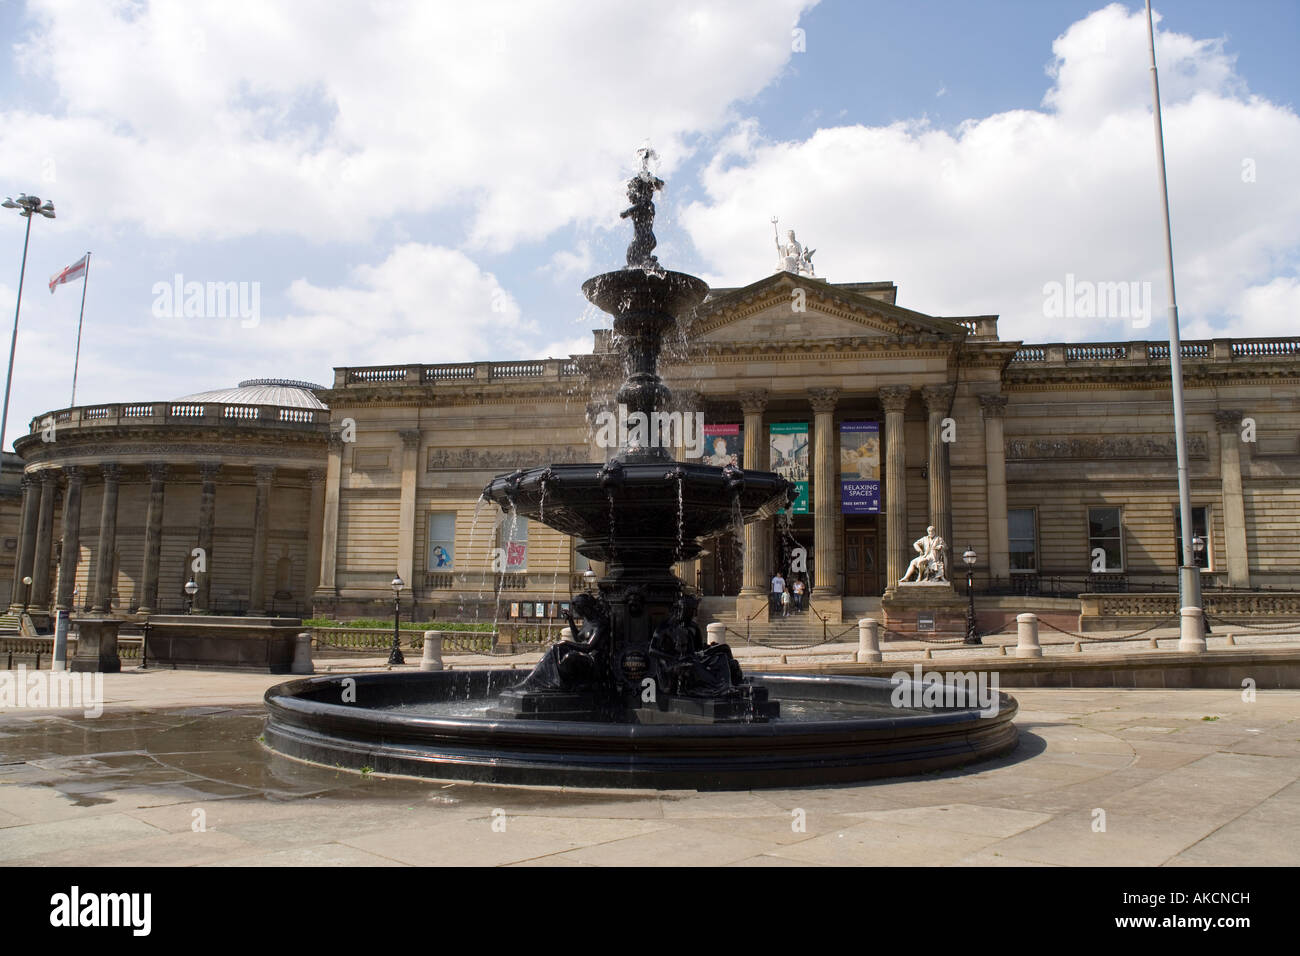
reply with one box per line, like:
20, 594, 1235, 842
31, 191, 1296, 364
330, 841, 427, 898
1005, 434, 1209, 460
426, 446, 589, 471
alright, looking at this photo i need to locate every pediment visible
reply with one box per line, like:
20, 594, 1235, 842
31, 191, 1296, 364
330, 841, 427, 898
689, 273, 966, 344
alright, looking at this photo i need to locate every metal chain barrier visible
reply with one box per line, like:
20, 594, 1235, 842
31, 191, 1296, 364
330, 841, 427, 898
1205, 615, 1300, 632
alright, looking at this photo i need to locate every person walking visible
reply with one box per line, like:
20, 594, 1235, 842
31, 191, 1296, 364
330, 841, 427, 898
792, 575, 806, 613
770, 570, 786, 616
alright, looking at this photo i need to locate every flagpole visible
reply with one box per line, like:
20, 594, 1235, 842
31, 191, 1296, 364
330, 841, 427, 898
70, 251, 90, 407
1145, 0, 1203, 652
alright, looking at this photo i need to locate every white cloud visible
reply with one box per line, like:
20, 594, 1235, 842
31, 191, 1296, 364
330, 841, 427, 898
1, 0, 815, 250
679, 3, 1300, 342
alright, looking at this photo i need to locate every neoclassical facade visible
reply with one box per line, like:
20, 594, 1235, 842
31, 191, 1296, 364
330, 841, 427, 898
11, 380, 329, 618
11, 273, 1300, 625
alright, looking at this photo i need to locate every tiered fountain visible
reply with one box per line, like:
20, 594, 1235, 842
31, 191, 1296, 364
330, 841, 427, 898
264, 156, 1018, 789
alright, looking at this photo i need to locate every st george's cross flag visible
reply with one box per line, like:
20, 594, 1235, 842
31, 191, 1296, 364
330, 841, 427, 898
49, 254, 88, 293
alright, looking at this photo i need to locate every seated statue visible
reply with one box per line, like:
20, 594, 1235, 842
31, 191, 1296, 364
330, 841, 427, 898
899, 525, 949, 584
516, 592, 611, 692
649, 594, 744, 698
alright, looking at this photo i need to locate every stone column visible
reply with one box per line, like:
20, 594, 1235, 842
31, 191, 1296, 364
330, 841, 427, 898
305, 469, 326, 607
879, 386, 911, 593
397, 430, 420, 594
138, 463, 167, 614
979, 394, 1010, 583
809, 387, 841, 600
249, 465, 274, 614
922, 384, 955, 552
316, 436, 343, 599
194, 462, 220, 613
738, 390, 771, 603
1215, 410, 1250, 587
9, 476, 39, 612
30, 472, 57, 609
55, 467, 85, 611
90, 463, 121, 612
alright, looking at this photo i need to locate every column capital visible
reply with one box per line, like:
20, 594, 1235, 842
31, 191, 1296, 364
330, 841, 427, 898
808, 387, 840, 413
100, 462, 121, 482
878, 385, 911, 413
147, 462, 169, 482
977, 393, 1008, 419
399, 429, 422, 449
307, 468, 327, 485
253, 464, 276, 483
1214, 409, 1244, 432
328, 434, 345, 452
738, 389, 769, 415
199, 461, 222, 482
921, 384, 955, 414
62, 465, 85, 484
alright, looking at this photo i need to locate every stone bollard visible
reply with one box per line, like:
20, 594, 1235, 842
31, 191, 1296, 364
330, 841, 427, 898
706, 622, 725, 646
420, 630, 444, 672
1016, 613, 1042, 658
291, 632, 314, 675
856, 618, 882, 663
1225, 633, 1236, 646
1149, 637, 1159, 649
558, 627, 573, 643
1073, 641, 1083, 653
1178, 607, 1207, 653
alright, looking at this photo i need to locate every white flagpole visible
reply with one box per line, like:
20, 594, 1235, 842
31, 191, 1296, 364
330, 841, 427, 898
70, 252, 90, 407
1145, 1, 1203, 651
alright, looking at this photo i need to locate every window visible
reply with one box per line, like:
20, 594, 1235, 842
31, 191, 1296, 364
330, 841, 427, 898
427, 512, 456, 572
1087, 507, 1123, 572
572, 538, 591, 573
496, 515, 528, 571
1008, 509, 1037, 572
1173, 506, 1211, 570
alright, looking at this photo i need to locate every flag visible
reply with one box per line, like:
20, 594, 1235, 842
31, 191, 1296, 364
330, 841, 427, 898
49, 254, 88, 293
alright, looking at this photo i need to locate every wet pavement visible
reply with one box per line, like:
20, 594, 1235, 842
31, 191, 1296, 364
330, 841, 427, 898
1, 669, 1298, 866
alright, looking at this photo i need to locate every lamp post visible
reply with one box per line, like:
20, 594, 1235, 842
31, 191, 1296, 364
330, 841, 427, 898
1193, 535, 1211, 634
582, 568, 596, 594
20, 575, 32, 613
1, 194, 55, 470
184, 579, 198, 614
963, 547, 980, 645
389, 574, 405, 665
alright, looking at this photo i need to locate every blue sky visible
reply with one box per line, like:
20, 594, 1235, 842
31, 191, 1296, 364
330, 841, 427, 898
0, 0, 1297, 451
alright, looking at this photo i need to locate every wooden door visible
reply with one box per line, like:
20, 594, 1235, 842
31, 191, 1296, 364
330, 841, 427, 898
843, 530, 878, 595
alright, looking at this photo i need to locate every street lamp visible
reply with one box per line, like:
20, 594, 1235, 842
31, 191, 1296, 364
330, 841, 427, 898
389, 574, 405, 666
582, 568, 596, 594
2, 194, 55, 471
962, 547, 981, 645
20, 574, 32, 612
184, 579, 198, 614
1193, 535, 1211, 634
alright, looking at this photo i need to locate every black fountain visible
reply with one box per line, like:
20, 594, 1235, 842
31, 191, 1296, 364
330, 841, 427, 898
264, 155, 1018, 789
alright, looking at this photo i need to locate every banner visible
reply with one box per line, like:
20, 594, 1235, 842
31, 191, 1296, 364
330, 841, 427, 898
699, 424, 742, 467
840, 421, 881, 513
770, 422, 809, 513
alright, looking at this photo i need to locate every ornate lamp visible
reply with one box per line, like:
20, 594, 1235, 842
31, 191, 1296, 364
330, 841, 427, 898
389, 574, 405, 666
184, 578, 198, 614
962, 547, 980, 645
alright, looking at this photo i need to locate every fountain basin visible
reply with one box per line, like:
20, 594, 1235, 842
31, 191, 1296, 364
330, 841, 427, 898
263, 671, 1019, 790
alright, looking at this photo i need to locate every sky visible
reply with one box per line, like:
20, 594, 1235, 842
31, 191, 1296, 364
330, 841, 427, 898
0, 0, 1297, 452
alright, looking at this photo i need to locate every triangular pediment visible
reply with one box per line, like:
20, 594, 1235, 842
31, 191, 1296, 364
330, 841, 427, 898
688, 272, 968, 344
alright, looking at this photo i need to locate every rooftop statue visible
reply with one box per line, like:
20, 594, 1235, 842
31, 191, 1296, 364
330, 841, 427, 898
773, 218, 816, 277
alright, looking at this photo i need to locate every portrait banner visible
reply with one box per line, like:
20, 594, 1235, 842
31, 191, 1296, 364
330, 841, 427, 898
699, 424, 742, 467
840, 420, 881, 513
770, 422, 810, 514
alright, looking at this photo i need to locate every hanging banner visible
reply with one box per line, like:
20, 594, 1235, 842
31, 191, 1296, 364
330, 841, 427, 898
770, 422, 809, 514
840, 421, 881, 513
700, 424, 742, 467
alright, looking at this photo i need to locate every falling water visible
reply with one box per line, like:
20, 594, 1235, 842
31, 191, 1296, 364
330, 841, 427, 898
727, 493, 745, 593
675, 478, 684, 561
491, 503, 519, 633
463, 495, 487, 621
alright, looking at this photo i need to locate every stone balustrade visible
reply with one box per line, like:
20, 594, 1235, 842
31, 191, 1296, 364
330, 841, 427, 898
336, 358, 584, 388
1009, 336, 1300, 366
27, 401, 329, 434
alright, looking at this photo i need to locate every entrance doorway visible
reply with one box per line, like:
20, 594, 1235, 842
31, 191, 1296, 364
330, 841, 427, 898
844, 528, 879, 596
706, 532, 741, 596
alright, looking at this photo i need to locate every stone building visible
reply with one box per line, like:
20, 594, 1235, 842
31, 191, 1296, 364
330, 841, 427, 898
10, 272, 1300, 627
10, 380, 328, 619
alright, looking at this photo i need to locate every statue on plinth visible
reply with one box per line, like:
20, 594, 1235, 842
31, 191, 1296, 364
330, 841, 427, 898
516, 592, 612, 691
772, 218, 816, 277
899, 525, 949, 584
649, 594, 744, 697
622, 147, 664, 269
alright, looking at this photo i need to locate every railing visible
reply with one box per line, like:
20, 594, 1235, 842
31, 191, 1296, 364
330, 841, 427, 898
28, 402, 329, 434
347, 366, 408, 383
1011, 336, 1300, 366
341, 358, 583, 388
491, 362, 545, 379
1085, 592, 1300, 618
424, 572, 454, 589
424, 364, 476, 382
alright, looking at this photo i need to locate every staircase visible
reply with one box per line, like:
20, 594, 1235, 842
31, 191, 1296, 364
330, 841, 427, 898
0, 613, 19, 635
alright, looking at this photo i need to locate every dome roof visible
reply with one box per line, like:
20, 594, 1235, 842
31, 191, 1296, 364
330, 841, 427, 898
173, 378, 328, 409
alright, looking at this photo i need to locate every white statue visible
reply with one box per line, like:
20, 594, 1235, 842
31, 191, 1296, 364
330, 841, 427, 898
899, 525, 949, 584
772, 219, 816, 277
